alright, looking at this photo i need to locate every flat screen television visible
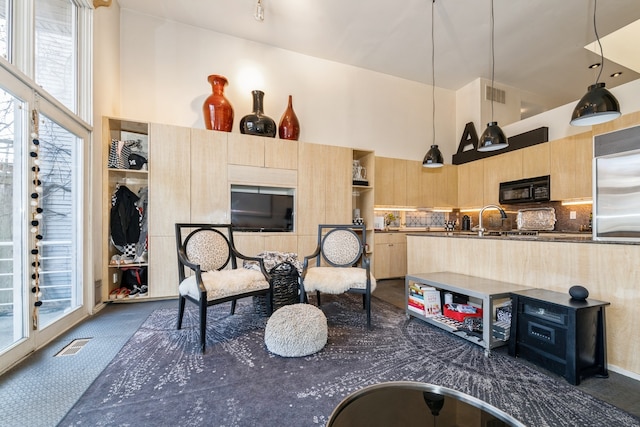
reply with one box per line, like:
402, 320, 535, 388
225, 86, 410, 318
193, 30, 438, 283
231, 186, 294, 232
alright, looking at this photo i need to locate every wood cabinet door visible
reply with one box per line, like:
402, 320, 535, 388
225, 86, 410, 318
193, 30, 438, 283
227, 133, 264, 166
190, 128, 228, 222
148, 123, 191, 237
574, 133, 593, 198
147, 235, 179, 298
550, 135, 578, 200
392, 158, 407, 206
483, 150, 522, 205
406, 160, 423, 206
375, 156, 394, 205
265, 138, 298, 170
522, 143, 550, 179
373, 233, 407, 279
457, 161, 484, 208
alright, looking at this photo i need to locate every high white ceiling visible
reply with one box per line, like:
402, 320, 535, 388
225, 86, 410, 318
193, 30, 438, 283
116, 0, 640, 116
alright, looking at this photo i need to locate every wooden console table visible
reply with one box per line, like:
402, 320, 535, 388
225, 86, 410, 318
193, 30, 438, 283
508, 288, 609, 385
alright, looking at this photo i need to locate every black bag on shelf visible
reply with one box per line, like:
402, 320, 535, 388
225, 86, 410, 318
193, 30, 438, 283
121, 266, 147, 290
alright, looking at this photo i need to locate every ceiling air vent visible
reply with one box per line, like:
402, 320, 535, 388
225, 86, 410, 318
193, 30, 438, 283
55, 338, 91, 357
485, 85, 506, 104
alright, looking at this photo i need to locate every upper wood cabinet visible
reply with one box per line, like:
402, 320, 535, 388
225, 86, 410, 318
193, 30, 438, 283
297, 142, 351, 236
421, 164, 457, 207
550, 132, 592, 200
522, 143, 550, 178
148, 123, 191, 237
190, 128, 228, 223
374, 156, 393, 205
375, 156, 408, 206
227, 133, 298, 170
483, 150, 523, 205
457, 160, 484, 209
406, 160, 423, 206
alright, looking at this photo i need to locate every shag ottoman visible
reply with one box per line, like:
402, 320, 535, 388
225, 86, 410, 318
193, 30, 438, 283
264, 303, 328, 357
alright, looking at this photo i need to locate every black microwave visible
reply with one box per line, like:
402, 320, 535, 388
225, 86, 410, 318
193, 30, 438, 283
499, 175, 550, 204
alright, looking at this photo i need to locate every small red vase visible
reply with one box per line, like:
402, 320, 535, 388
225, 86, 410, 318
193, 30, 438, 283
278, 95, 300, 140
203, 74, 234, 132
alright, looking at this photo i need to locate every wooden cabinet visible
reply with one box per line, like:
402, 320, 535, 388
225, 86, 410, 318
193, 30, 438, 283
550, 132, 592, 200
483, 150, 523, 205
374, 156, 406, 206
423, 164, 458, 207
374, 233, 407, 279
522, 143, 550, 178
227, 132, 298, 170
102, 118, 152, 303
405, 160, 423, 206
190, 128, 228, 223
457, 161, 484, 208
297, 142, 351, 238
353, 150, 375, 254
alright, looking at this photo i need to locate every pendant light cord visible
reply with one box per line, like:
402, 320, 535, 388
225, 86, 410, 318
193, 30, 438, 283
593, 0, 604, 85
431, 0, 436, 146
490, 0, 495, 122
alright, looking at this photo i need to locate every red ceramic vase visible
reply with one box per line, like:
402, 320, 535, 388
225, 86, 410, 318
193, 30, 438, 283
278, 95, 300, 140
203, 74, 234, 132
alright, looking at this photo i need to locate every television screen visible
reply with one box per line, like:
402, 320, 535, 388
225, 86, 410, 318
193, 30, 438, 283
231, 187, 294, 232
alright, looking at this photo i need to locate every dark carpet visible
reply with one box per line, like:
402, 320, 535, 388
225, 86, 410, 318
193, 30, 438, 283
59, 295, 639, 427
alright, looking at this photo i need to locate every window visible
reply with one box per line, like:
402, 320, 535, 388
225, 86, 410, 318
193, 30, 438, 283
0, 0, 8, 60
35, 0, 77, 112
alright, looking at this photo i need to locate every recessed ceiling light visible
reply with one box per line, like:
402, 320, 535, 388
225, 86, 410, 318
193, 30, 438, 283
610, 71, 623, 78
588, 63, 601, 69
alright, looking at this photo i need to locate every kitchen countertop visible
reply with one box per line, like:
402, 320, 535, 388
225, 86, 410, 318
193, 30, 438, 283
400, 230, 640, 244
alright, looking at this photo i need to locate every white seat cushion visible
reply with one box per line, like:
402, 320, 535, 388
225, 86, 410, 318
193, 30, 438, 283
303, 267, 376, 294
179, 269, 269, 301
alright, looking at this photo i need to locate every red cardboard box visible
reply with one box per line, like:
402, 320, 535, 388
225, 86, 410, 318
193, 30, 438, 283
443, 304, 483, 322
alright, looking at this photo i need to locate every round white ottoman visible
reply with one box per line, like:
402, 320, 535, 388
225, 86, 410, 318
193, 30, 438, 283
264, 303, 328, 357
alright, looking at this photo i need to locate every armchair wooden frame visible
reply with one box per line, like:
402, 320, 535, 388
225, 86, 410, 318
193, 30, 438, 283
175, 223, 273, 352
300, 224, 374, 328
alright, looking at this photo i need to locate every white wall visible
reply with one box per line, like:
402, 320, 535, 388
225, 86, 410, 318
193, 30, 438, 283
93, 3, 121, 287
118, 9, 457, 162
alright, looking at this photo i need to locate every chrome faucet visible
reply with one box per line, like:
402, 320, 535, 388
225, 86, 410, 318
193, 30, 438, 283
475, 204, 507, 237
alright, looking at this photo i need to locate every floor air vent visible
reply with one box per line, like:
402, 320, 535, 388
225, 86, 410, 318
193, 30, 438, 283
55, 338, 91, 357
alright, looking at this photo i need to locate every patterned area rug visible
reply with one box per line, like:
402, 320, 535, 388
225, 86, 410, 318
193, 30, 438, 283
60, 295, 639, 427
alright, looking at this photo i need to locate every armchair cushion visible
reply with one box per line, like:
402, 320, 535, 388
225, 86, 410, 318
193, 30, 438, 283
179, 269, 269, 301
303, 267, 376, 294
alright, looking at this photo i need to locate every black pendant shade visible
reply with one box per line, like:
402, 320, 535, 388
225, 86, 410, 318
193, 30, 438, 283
477, 122, 508, 152
570, 82, 621, 126
423, 144, 443, 168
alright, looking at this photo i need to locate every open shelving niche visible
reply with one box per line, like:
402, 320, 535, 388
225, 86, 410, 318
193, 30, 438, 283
352, 149, 375, 258
102, 118, 149, 303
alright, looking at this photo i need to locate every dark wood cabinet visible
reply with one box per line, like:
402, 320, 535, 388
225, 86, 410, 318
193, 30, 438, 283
509, 289, 609, 385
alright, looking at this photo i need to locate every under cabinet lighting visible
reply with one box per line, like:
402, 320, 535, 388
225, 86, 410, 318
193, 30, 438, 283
561, 199, 593, 206
374, 207, 418, 212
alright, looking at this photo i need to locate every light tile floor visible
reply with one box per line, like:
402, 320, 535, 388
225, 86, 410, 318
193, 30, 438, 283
0, 299, 175, 427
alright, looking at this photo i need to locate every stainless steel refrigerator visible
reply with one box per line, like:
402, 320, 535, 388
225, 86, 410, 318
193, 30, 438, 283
593, 124, 640, 241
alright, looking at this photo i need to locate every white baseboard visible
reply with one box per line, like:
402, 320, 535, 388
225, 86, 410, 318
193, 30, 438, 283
607, 364, 640, 382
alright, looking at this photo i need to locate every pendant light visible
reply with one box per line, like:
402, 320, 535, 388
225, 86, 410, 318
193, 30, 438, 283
423, 0, 444, 168
477, 0, 508, 152
570, 0, 620, 126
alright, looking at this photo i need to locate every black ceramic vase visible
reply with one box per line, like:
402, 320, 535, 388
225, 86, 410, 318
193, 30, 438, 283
239, 90, 276, 137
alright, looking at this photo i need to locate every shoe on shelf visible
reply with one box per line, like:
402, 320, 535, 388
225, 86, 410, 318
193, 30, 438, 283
109, 288, 121, 300
128, 285, 141, 298
139, 285, 148, 297
116, 288, 130, 299
110, 255, 123, 266
134, 252, 148, 264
